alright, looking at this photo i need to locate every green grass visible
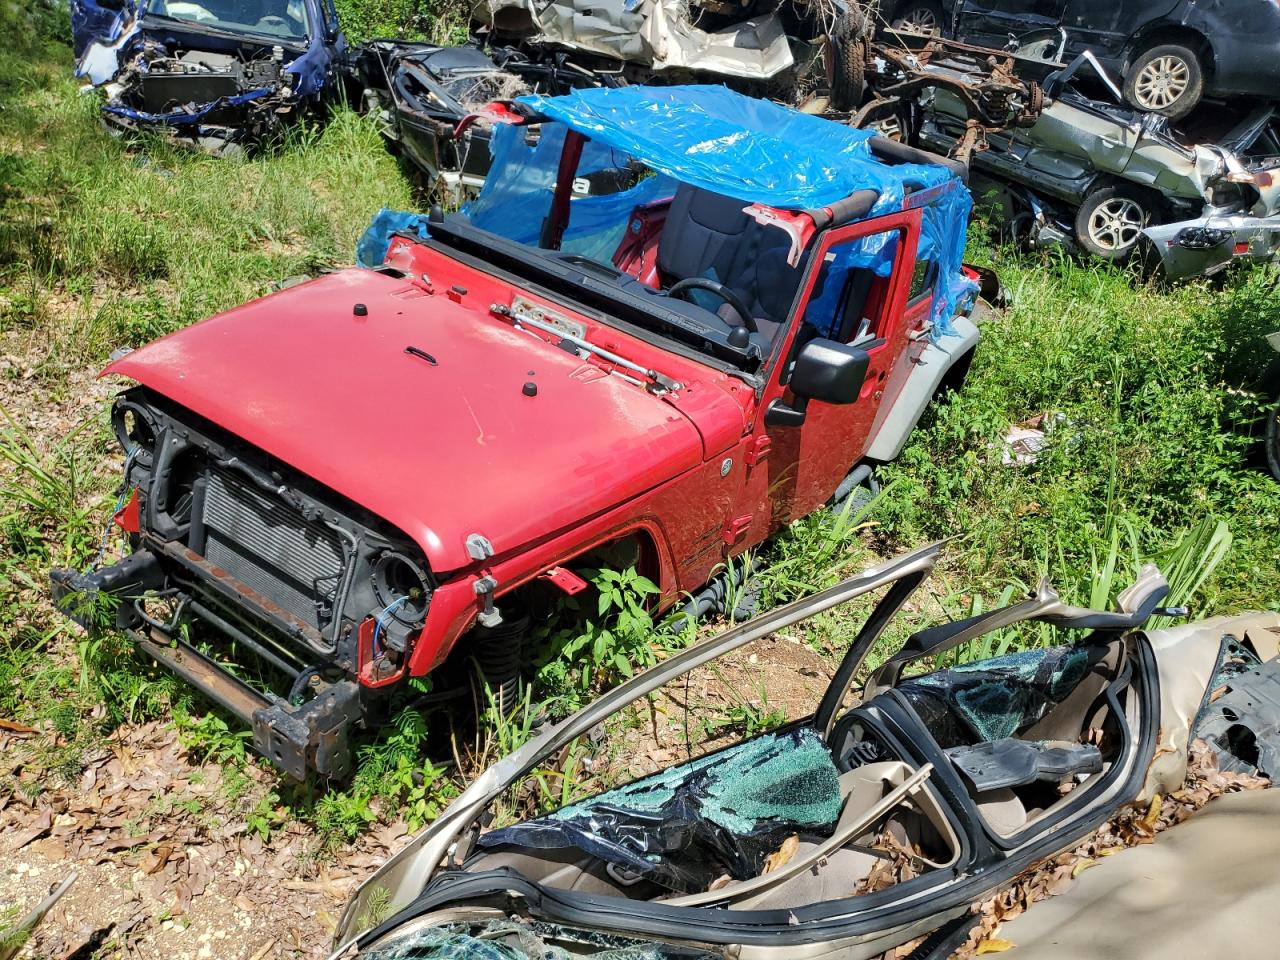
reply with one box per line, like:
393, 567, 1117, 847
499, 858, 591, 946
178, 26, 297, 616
2, 0, 1279, 848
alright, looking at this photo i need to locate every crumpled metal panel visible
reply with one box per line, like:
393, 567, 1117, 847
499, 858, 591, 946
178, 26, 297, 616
474, 0, 791, 79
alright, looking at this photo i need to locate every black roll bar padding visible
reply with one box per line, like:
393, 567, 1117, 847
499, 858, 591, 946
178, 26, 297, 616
868, 135, 969, 184
806, 189, 880, 231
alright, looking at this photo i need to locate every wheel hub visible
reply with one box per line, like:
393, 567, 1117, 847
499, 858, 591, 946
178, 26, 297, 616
1088, 198, 1145, 251
1135, 56, 1190, 110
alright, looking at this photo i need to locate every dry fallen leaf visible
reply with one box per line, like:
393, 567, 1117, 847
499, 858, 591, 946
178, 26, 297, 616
0, 718, 38, 734
763, 835, 800, 873
976, 938, 1015, 954
12, 809, 53, 850
1070, 857, 1096, 878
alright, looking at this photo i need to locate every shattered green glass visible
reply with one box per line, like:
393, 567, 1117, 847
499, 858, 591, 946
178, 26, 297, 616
361, 919, 723, 959
900, 646, 1094, 747
552, 727, 841, 833
478, 727, 842, 891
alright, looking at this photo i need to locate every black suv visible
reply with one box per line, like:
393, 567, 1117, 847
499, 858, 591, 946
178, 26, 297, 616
879, 0, 1280, 120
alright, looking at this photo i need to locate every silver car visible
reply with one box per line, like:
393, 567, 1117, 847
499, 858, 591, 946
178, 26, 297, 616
330, 542, 1279, 960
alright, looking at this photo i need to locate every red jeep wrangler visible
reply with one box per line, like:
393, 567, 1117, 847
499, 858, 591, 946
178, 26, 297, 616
54, 86, 980, 779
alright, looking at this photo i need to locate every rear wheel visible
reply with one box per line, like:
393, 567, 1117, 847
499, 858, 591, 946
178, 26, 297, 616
1123, 43, 1203, 121
890, 0, 948, 36
1074, 186, 1156, 262
824, 12, 870, 112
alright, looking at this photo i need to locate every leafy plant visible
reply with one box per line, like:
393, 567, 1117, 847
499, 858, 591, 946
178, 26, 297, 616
535, 566, 664, 703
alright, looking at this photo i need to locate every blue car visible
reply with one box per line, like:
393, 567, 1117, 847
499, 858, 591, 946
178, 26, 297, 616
70, 0, 346, 153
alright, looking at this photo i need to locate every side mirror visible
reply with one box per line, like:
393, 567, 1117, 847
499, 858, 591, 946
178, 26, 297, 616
765, 338, 870, 427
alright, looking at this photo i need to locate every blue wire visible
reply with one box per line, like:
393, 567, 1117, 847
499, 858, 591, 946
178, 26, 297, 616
372, 595, 410, 659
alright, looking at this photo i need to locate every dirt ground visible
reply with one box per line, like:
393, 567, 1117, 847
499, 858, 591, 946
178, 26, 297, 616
0, 717, 418, 960
0, 331, 398, 960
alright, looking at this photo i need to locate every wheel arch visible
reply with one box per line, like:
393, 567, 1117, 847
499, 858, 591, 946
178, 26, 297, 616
1124, 23, 1214, 78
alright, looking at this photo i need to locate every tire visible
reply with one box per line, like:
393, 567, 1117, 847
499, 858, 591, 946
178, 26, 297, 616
1123, 43, 1204, 121
1074, 185, 1157, 262
1266, 397, 1280, 483
889, 0, 949, 37
824, 13, 869, 112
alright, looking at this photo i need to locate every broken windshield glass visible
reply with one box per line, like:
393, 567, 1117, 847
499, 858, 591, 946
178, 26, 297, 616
476, 727, 843, 893
361, 919, 722, 960
897, 646, 1100, 748
149, 0, 311, 41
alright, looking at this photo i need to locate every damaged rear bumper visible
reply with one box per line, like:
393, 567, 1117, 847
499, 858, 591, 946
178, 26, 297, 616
1141, 213, 1280, 282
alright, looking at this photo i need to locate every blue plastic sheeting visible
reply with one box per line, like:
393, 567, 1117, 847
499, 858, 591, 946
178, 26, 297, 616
786, 179, 974, 340
463, 122, 677, 259
357, 209, 430, 268
517, 85, 954, 211
359, 86, 974, 341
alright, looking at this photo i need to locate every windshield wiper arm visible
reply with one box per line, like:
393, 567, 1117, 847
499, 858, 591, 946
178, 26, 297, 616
491, 303, 682, 394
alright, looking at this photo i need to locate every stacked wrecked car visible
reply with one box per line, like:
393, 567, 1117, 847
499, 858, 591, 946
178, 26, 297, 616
72, 0, 345, 152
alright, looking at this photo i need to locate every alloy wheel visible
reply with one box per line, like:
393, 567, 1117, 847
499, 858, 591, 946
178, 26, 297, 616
1133, 55, 1190, 111
892, 7, 939, 34
1086, 196, 1145, 252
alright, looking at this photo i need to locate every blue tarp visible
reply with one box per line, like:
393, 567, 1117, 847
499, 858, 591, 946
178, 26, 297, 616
517, 85, 952, 212
357, 85, 975, 338
464, 122, 679, 262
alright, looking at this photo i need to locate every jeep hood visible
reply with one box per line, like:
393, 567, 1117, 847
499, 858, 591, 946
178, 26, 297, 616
106, 269, 720, 572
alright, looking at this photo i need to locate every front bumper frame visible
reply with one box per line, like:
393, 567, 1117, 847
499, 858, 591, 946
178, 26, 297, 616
52, 550, 361, 780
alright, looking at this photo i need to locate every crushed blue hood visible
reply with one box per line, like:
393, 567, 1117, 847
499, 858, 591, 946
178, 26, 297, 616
516, 84, 955, 211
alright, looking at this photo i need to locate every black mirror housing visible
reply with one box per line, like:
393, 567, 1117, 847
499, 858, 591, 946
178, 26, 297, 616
790, 338, 870, 406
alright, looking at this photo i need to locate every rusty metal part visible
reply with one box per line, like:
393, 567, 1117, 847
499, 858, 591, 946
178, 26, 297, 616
135, 624, 269, 723
856, 34, 1046, 152
159, 541, 333, 654
134, 622, 360, 780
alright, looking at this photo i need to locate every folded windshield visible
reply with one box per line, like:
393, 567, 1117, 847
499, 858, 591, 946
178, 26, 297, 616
446, 120, 806, 370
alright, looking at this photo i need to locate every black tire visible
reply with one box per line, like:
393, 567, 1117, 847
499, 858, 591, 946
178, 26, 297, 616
1074, 185, 1157, 262
1266, 397, 1280, 483
824, 13, 869, 112
1123, 43, 1204, 121
889, 0, 949, 37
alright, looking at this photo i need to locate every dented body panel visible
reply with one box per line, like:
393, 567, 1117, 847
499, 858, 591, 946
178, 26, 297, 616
336, 552, 1201, 959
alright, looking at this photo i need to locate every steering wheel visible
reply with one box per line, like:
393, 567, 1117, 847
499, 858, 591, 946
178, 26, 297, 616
667, 277, 757, 333
256, 14, 291, 28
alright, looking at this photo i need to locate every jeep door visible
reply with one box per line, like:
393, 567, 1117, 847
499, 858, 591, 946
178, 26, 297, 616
741, 211, 926, 534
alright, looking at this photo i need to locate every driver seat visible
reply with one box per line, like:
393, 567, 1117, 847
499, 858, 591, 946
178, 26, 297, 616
657, 183, 800, 337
